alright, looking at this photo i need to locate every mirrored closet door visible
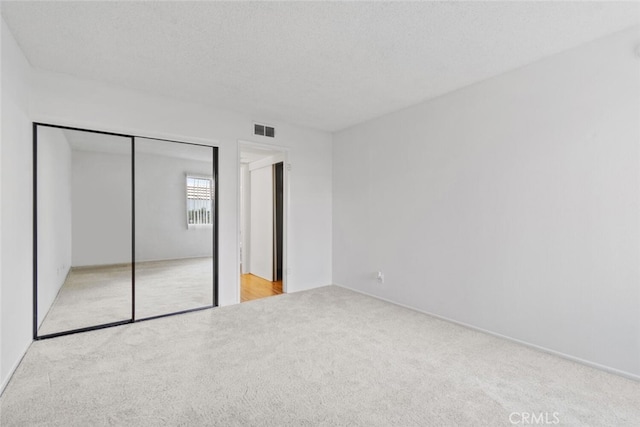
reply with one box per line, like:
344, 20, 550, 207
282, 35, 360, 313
134, 138, 215, 320
35, 125, 133, 337
34, 124, 218, 339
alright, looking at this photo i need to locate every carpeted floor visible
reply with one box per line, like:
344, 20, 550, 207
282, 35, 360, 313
38, 257, 213, 336
3, 285, 639, 426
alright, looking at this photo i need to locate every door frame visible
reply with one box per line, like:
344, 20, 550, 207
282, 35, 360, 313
237, 140, 289, 302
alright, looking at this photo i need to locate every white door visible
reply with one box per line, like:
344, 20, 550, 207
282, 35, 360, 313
249, 165, 273, 281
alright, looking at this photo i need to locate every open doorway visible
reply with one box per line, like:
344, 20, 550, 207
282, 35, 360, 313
238, 142, 287, 303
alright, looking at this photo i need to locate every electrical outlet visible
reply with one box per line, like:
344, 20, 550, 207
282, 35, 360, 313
376, 271, 384, 283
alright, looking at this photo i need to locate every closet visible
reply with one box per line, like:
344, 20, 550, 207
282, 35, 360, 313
33, 123, 218, 339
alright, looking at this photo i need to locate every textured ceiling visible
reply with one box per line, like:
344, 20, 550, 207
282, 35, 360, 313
3, 2, 639, 132
61, 129, 211, 161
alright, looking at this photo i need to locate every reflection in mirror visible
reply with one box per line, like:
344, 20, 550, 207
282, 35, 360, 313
134, 138, 214, 319
36, 126, 132, 336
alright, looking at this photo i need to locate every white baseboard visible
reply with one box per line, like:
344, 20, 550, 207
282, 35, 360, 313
334, 283, 640, 382
0, 340, 32, 396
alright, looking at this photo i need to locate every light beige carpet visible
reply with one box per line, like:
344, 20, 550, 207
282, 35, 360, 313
3, 285, 639, 426
38, 257, 213, 336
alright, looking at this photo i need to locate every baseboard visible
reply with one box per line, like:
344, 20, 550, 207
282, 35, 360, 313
135, 255, 213, 264
0, 340, 32, 397
334, 283, 640, 382
72, 256, 213, 270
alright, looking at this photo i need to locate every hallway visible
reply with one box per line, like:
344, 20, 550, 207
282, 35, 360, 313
240, 274, 283, 302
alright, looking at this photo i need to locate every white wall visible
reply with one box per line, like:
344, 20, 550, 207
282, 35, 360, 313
67, 143, 215, 267
135, 150, 213, 262
0, 17, 33, 392
250, 165, 274, 281
71, 149, 132, 267
0, 22, 3, 394
333, 26, 640, 378
36, 127, 72, 326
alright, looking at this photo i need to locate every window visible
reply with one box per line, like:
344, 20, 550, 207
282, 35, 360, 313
186, 175, 213, 226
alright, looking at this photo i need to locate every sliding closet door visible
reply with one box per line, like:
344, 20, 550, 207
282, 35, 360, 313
134, 138, 216, 320
35, 125, 133, 338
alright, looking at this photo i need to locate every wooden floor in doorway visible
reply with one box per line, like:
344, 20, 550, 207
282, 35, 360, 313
241, 274, 283, 302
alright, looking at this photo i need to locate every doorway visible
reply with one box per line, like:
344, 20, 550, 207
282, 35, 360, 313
238, 142, 287, 303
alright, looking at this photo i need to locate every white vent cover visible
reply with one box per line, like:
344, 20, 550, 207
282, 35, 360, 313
254, 123, 275, 138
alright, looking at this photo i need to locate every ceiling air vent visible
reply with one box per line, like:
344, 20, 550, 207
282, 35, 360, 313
254, 123, 275, 138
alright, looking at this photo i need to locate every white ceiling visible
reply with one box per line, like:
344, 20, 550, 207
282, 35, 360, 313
3, 2, 639, 132
62, 129, 131, 155
61, 128, 212, 162
136, 137, 213, 162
